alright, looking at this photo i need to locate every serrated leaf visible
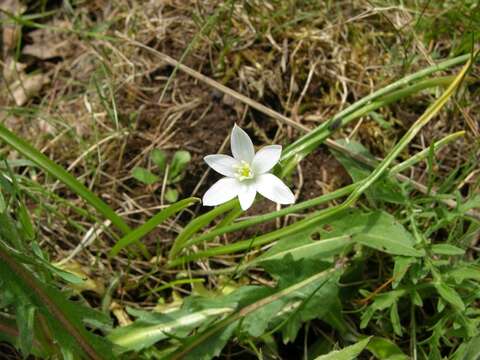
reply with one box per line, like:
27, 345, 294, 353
320, 210, 424, 257
431, 244, 465, 256
132, 166, 159, 185
315, 337, 372, 360
151, 148, 167, 172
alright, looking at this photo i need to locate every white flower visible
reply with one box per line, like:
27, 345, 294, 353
202, 124, 295, 210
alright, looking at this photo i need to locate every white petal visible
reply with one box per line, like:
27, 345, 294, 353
255, 174, 295, 205
202, 178, 241, 206
238, 181, 256, 210
204, 154, 239, 177
252, 145, 282, 174
231, 124, 255, 162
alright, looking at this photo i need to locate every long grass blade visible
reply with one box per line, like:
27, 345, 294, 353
0, 123, 130, 235
110, 197, 199, 256
169, 200, 237, 259
281, 55, 472, 161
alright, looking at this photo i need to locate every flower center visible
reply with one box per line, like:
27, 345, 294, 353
234, 161, 254, 181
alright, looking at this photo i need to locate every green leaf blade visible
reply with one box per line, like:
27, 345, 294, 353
110, 197, 199, 256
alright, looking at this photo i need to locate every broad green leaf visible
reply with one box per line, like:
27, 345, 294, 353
452, 335, 480, 360
165, 188, 179, 203
392, 256, 416, 288
131, 166, 159, 185
108, 307, 234, 353
315, 337, 372, 360
18, 203, 34, 240
171, 257, 341, 359
0, 314, 52, 357
256, 257, 342, 343
320, 210, 424, 257
110, 286, 259, 353
458, 194, 480, 213
361, 289, 407, 329
253, 225, 352, 266
16, 304, 35, 356
183, 321, 238, 360
151, 148, 167, 172
0, 191, 5, 212
169, 150, 191, 182
390, 302, 402, 336
446, 264, 480, 284
434, 282, 465, 311
366, 337, 409, 360
431, 244, 465, 256
0, 211, 24, 250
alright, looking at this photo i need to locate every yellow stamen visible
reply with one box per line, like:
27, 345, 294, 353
234, 161, 254, 181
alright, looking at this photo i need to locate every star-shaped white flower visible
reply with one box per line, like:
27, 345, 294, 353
202, 124, 295, 210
